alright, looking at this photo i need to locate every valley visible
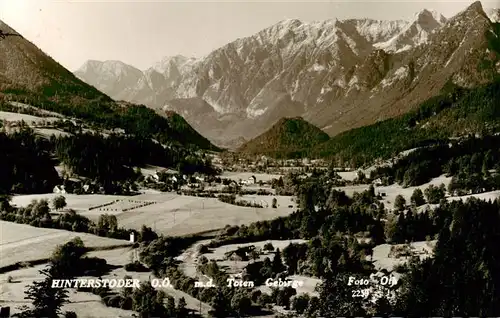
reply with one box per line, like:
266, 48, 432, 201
1, 1, 500, 317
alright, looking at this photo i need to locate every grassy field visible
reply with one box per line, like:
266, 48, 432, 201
448, 190, 500, 203
34, 128, 70, 138
10, 192, 297, 236
0, 221, 131, 268
116, 195, 296, 236
0, 263, 135, 318
0, 111, 60, 124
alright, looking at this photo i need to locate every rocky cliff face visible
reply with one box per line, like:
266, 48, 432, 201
75, 1, 500, 148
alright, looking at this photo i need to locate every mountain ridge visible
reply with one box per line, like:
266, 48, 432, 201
75, 1, 500, 148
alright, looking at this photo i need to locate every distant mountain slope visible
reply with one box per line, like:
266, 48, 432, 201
75, 2, 500, 148
0, 20, 217, 150
0, 21, 108, 101
313, 77, 500, 166
74, 60, 144, 101
237, 117, 329, 157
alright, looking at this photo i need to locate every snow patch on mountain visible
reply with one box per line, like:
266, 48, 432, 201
152, 55, 196, 74
380, 66, 408, 88
348, 76, 359, 87
486, 8, 500, 22
308, 63, 327, 72
352, 19, 410, 43
374, 9, 447, 52
334, 78, 346, 89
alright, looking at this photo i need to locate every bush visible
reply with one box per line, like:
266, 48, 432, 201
124, 261, 149, 272
263, 242, 275, 252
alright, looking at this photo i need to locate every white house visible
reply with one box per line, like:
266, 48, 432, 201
153, 172, 161, 181
53, 185, 66, 194
247, 176, 257, 185
129, 232, 136, 243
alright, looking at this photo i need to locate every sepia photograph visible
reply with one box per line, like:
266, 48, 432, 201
0, 0, 500, 317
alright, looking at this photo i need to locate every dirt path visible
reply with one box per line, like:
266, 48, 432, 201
175, 239, 213, 279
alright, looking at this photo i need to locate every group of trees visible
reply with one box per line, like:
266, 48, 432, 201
0, 108, 219, 197
314, 78, 500, 167
14, 237, 90, 318
0, 126, 59, 194
217, 194, 264, 208
95, 278, 190, 318
371, 135, 500, 190
54, 132, 217, 188
0, 198, 164, 243
394, 198, 500, 316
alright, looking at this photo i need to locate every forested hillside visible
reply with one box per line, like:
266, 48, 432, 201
0, 19, 218, 151
314, 78, 500, 166
238, 117, 330, 158
0, 124, 217, 195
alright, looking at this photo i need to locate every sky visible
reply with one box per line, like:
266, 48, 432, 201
0, 0, 498, 71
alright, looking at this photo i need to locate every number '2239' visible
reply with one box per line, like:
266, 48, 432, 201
352, 289, 370, 298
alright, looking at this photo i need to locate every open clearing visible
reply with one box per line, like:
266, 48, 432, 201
0, 247, 211, 317
371, 240, 436, 271
116, 195, 295, 236
335, 175, 453, 210
0, 264, 133, 318
0, 111, 60, 124
34, 128, 70, 138
0, 221, 131, 268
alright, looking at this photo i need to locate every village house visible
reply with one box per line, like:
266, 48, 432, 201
372, 178, 383, 186
53, 185, 66, 194
247, 175, 257, 184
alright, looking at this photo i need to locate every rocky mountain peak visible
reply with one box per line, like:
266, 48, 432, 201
486, 8, 500, 22
73, 2, 500, 148
453, 1, 488, 21
415, 9, 447, 25
0, 19, 19, 34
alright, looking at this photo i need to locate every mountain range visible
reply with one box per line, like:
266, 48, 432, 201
74, 2, 500, 149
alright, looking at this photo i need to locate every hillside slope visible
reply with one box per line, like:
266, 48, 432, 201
237, 117, 329, 157
0, 20, 217, 150
313, 77, 500, 166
